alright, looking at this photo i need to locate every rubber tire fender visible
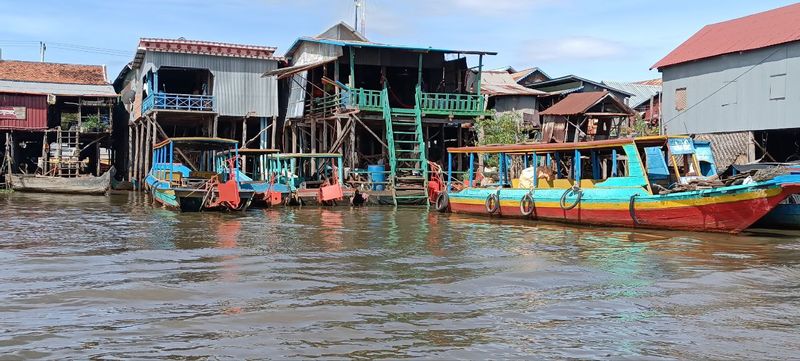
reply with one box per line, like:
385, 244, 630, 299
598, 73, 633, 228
485, 193, 501, 214
559, 187, 583, 211
520, 193, 535, 217
435, 192, 450, 213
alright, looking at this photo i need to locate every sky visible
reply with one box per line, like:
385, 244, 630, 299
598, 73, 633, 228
0, 0, 797, 83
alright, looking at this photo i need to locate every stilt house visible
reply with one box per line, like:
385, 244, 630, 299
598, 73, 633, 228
0, 60, 116, 180
115, 38, 281, 188
266, 23, 495, 204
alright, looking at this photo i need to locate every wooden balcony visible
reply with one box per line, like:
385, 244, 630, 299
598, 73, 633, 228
142, 92, 215, 114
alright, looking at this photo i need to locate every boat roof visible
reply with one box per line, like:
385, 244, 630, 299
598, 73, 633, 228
154, 137, 239, 150
217, 148, 280, 155
447, 136, 687, 154
268, 153, 343, 160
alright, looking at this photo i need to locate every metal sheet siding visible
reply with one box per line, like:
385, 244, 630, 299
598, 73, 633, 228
0, 93, 48, 130
662, 42, 800, 135
144, 52, 279, 117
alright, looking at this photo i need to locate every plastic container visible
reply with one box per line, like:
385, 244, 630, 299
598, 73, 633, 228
368, 164, 386, 191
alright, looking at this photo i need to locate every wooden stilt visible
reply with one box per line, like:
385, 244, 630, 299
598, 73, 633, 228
128, 124, 133, 180
212, 115, 219, 138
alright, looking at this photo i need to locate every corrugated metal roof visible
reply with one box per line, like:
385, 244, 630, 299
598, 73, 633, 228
0, 80, 117, 97
652, 3, 800, 69
479, 71, 546, 96
540, 91, 633, 116
602, 81, 661, 108
134, 38, 282, 69
529, 75, 635, 97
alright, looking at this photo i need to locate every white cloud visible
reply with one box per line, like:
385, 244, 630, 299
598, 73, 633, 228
524, 36, 627, 61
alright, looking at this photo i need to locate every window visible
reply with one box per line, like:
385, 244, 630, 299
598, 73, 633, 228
770, 74, 786, 100
675, 88, 687, 111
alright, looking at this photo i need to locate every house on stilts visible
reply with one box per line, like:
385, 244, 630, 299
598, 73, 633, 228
114, 38, 281, 189
1, 60, 117, 185
266, 23, 495, 204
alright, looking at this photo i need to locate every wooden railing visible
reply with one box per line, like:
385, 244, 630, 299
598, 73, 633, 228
142, 92, 215, 113
418, 91, 485, 116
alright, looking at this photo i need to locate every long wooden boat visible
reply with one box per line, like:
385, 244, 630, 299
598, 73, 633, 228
145, 137, 254, 212
10, 167, 114, 195
438, 136, 800, 234
266, 153, 348, 206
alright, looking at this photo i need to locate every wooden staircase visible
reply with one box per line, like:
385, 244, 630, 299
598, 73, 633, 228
56, 127, 80, 177
382, 87, 429, 206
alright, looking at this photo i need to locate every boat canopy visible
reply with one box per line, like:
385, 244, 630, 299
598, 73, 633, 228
154, 137, 239, 151
217, 148, 280, 156
446, 136, 689, 154
268, 153, 343, 160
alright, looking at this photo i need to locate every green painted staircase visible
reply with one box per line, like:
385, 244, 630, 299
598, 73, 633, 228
382, 86, 429, 206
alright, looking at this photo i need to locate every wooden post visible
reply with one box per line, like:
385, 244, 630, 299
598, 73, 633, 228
134, 122, 141, 189
212, 115, 219, 138
242, 116, 248, 173
457, 126, 463, 171
311, 118, 317, 169
95, 141, 101, 175
271, 116, 277, 149
128, 123, 133, 180
41, 131, 48, 174
144, 116, 151, 182
348, 46, 355, 88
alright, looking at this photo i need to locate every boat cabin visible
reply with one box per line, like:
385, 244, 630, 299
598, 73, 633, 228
149, 137, 241, 188
445, 136, 707, 194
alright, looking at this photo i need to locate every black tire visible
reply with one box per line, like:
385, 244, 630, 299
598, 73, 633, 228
435, 192, 449, 213
629, 194, 641, 226
520, 193, 535, 217
559, 187, 582, 211
485, 193, 500, 214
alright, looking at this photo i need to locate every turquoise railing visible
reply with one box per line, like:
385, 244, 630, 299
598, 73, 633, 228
418, 91, 485, 116
142, 92, 214, 113
349, 88, 384, 112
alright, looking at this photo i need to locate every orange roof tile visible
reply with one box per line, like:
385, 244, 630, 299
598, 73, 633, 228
0, 60, 108, 85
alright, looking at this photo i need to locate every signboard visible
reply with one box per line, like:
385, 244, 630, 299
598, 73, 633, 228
667, 137, 695, 155
0, 106, 26, 120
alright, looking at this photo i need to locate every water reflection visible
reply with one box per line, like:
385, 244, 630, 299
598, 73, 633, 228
0, 191, 799, 359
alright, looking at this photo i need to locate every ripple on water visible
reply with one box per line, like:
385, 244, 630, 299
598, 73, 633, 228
1, 192, 800, 359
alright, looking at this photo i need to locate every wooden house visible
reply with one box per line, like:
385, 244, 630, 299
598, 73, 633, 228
265, 23, 495, 204
0, 60, 116, 180
114, 38, 282, 188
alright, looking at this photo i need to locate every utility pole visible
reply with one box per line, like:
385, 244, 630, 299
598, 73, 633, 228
39, 41, 46, 62
353, 0, 366, 36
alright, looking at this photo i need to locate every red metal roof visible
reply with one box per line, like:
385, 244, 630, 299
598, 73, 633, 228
540, 91, 620, 116
0, 60, 108, 85
653, 3, 800, 69
138, 38, 278, 60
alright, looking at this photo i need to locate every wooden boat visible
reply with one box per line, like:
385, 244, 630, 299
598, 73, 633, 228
215, 148, 286, 207
145, 137, 254, 212
10, 167, 114, 195
266, 153, 348, 206
437, 136, 800, 234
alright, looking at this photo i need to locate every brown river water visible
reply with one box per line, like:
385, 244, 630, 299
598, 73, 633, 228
1, 191, 800, 359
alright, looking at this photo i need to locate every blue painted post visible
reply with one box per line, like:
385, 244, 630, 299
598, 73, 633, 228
447, 152, 453, 192
468, 153, 475, 188
524, 153, 529, 168
592, 151, 600, 180
612, 149, 618, 177
533, 153, 539, 188
337, 157, 344, 183
574, 149, 581, 182
499, 153, 505, 186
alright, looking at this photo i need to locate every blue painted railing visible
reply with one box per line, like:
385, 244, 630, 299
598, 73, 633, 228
142, 92, 215, 113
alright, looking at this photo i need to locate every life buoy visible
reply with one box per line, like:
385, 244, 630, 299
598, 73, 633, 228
485, 193, 500, 214
559, 186, 582, 210
520, 193, 535, 217
435, 193, 449, 213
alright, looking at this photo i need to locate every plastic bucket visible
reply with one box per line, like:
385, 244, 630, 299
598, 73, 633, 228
368, 164, 385, 191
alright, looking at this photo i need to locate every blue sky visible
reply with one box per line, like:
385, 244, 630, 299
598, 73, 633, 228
0, 0, 797, 82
